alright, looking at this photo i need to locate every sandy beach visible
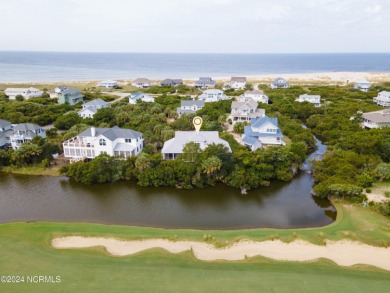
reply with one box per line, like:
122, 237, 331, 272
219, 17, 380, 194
52, 237, 390, 271
1, 71, 390, 86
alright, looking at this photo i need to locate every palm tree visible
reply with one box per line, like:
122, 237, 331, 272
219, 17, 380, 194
202, 156, 222, 177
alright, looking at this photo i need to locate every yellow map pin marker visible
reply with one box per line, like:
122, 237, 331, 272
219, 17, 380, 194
193, 116, 203, 133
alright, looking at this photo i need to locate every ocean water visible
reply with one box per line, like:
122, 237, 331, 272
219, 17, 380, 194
0, 51, 390, 82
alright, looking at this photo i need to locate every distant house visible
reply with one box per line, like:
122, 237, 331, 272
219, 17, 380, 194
225, 77, 247, 90
242, 90, 269, 104
362, 109, 390, 129
296, 94, 321, 107
63, 126, 143, 162
98, 80, 119, 88
4, 87, 43, 100
129, 92, 155, 104
354, 81, 372, 92
373, 91, 390, 107
0, 119, 12, 149
160, 79, 183, 87
161, 131, 231, 160
198, 89, 228, 102
177, 100, 205, 117
51, 86, 84, 105
78, 99, 110, 119
242, 116, 285, 151
270, 78, 290, 89
230, 97, 265, 124
10, 123, 46, 150
131, 78, 152, 88
195, 77, 216, 89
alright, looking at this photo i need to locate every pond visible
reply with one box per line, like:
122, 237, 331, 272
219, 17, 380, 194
0, 140, 336, 229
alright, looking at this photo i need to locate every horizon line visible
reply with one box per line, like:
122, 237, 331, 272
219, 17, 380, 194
1, 50, 390, 55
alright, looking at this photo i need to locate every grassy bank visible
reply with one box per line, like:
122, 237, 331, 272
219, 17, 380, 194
0, 165, 61, 176
0, 200, 390, 292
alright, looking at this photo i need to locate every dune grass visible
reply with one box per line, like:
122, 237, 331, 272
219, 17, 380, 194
0, 200, 390, 292
1, 165, 61, 176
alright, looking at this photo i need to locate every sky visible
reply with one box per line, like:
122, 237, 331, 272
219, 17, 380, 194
0, 0, 389, 53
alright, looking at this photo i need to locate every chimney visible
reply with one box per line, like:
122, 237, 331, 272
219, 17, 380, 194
91, 127, 96, 137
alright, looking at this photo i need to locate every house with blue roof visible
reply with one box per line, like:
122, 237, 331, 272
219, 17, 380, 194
242, 115, 285, 150
270, 77, 290, 89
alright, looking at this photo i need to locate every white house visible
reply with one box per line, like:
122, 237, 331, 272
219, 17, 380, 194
177, 100, 205, 117
5, 87, 43, 100
50, 86, 84, 105
129, 92, 155, 104
63, 126, 143, 162
195, 77, 216, 89
198, 89, 228, 102
296, 94, 321, 107
354, 81, 372, 92
225, 77, 247, 90
362, 110, 390, 129
242, 90, 269, 104
98, 80, 119, 88
373, 91, 390, 107
270, 78, 290, 89
131, 78, 152, 88
161, 131, 231, 160
242, 116, 285, 150
9, 123, 46, 150
230, 97, 265, 124
78, 99, 110, 119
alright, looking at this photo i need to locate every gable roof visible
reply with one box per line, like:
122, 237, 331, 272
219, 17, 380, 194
162, 131, 231, 154
83, 98, 109, 107
132, 78, 152, 84
231, 97, 258, 109
13, 123, 43, 132
181, 100, 205, 107
231, 77, 246, 82
78, 126, 142, 141
362, 110, 390, 123
251, 116, 279, 128
78, 107, 98, 114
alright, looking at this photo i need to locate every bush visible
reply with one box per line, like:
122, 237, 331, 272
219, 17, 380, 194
365, 188, 371, 193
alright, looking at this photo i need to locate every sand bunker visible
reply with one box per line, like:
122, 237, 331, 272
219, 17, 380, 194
52, 237, 390, 271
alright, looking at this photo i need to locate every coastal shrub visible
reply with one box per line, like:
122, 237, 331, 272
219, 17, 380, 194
327, 184, 363, 198
374, 163, 390, 181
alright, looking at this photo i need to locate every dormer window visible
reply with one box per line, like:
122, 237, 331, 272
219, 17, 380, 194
99, 138, 106, 146
125, 138, 132, 143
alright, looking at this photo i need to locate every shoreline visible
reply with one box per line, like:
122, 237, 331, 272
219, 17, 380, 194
52, 237, 390, 271
1, 71, 390, 85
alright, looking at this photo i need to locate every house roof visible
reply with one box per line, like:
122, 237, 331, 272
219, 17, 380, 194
251, 115, 279, 128
379, 91, 390, 97
231, 77, 246, 82
181, 100, 205, 107
132, 78, 151, 84
198, 77, 213, 81
99, 80, 118, 84
231, 97, 258, 109
298, 94, 321, 100
78, 126, 142, 141
83, 98, 109, 107
362, 110, 390, 123
78, 107, 98, 114
355, 80, 371, 85
162, 131, 231, 154
273, 77, 288, 83
202, 89, 223, 94
161, 78, 183, 85
177, 108, 196, 114
114, 143, 135, 152
244, 126, 283, 138
244, 90, 264, 95
13, 123, 43, 132
58, 87, 82, 95
5, 87, 41, 92
242, 135, 260, 146
0, 119, 11, 129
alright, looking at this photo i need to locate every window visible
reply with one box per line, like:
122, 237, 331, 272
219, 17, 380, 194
125, 138, 132, 143
99, 138, 106, 146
